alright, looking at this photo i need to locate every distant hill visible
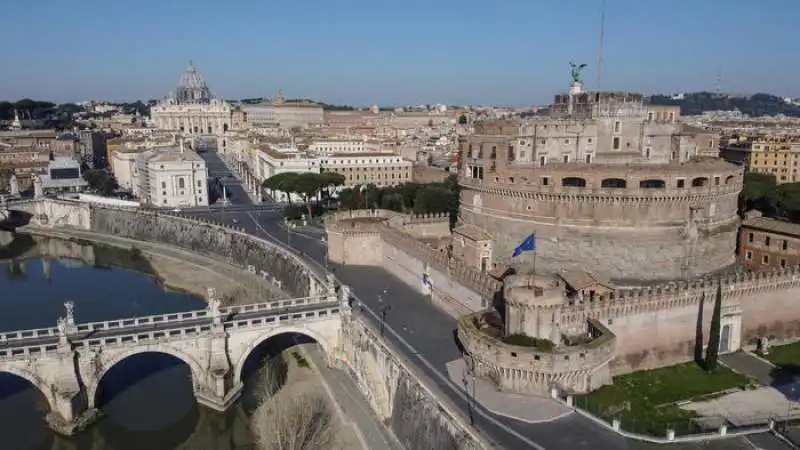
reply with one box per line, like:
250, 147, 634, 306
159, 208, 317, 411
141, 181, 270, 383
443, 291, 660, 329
648, 92, 800, 118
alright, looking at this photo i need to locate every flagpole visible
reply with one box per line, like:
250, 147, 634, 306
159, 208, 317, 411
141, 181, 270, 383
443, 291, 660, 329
533, 248, 537, 275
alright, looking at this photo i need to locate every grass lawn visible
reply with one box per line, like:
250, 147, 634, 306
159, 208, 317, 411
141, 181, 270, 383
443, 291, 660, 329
764, 340, 800, 368
576, 362, 752, 437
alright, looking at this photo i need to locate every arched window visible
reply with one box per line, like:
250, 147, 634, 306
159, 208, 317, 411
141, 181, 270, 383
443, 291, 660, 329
639, 179, 665, 189
223, 123, 229, 132
691, 177, 709, 187
562, 177, 586, 188
725, 175, 735, 184
601, 178, 627, 188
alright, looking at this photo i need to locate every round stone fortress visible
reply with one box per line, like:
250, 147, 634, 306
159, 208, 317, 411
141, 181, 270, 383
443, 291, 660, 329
458, 86, 744, 283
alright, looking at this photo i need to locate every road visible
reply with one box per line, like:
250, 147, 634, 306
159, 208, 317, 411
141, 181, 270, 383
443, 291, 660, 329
184, 149, 794, 449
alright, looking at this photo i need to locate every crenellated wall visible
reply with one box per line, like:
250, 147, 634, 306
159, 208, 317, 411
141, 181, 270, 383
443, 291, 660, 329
328, 208, 800, 382
327, 210, 502, 317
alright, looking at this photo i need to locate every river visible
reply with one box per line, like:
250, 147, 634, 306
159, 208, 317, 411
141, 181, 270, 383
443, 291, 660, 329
0, 234, 273, 450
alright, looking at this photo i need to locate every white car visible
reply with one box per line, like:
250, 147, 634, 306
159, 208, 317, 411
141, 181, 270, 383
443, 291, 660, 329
172, 208, 182, 212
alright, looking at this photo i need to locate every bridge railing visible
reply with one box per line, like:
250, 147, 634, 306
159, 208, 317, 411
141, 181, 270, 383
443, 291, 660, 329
0, 302, 343, 360
0, 326, 60, 343
72, 309, 211, 334
220, 295, 329, 315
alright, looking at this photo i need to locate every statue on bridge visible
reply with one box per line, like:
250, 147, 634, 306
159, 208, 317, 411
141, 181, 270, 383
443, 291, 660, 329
57, 317, 68, 346
326, 273, 337, 300
64, 301, 75, 329
207, 287, 222, 326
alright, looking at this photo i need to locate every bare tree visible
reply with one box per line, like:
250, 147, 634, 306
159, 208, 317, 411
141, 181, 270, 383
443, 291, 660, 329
250, 357, 337, 450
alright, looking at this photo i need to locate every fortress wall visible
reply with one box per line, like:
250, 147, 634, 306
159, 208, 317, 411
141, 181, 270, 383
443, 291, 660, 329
342, 317, 485, 450
381, 240, 485, 318
739, 286, 800, 343
558, 267, 800, 373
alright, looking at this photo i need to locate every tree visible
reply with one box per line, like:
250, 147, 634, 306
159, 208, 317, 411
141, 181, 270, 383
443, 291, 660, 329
739, 172, 776, 213
767, 182, 800, 221
457, 114, 467, 125
83, 169, 118, 196
318, 172, 345, 201
263, 172, 301, 204
250, 356, 336, 450
0, 164, 13, 194
413, 185, 452, 214
705, 283, 723, 371
293, 173, 327, 219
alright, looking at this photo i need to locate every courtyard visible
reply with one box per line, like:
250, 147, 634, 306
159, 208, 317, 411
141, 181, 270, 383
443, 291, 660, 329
577, 362, 756, 437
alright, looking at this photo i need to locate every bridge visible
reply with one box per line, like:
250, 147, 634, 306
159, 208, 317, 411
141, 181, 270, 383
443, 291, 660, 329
0, 274, 349, 436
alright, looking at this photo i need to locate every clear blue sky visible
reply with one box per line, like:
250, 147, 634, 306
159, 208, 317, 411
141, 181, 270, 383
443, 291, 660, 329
0, 0, 796, 106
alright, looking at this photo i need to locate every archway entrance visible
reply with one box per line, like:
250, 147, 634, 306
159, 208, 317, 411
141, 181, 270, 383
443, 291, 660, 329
0, 372, 52, 449
720, 324, 731, 353
94, 352, 197, 433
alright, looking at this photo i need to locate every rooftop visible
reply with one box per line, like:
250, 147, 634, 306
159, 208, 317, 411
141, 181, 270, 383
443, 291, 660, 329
742, 215, 800, 237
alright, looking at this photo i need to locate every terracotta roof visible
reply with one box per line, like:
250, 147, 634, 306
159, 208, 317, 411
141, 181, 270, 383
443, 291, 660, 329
453, 224, 491, 241
558, 270, 613, 291
742, 216, 800, 237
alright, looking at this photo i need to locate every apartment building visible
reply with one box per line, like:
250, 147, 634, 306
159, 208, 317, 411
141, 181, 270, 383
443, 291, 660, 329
739, 212, 800, 271
745, 136, 800, 183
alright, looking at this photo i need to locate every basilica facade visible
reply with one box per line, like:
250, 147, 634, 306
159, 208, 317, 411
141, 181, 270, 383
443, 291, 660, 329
150, 61, 233, 135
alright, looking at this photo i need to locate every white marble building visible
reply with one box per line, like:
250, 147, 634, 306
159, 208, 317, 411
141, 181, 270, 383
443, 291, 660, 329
150, 61, 232, 135
134, 141, 209, 207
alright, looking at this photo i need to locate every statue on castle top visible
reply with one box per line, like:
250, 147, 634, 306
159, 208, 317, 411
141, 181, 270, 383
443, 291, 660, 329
569, 62, 588, 84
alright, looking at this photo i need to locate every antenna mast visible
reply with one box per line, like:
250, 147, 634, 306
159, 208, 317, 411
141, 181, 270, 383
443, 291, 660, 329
597, 0, 606, 90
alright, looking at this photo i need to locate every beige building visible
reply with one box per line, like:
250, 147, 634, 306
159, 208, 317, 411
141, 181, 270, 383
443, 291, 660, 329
133, 141, 208, 207
241, 91, 324, 129
150, 62, 233, 135
746, 136, 800, 183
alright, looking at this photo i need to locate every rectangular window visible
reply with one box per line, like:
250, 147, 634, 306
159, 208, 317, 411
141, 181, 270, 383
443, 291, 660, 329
539, 155, 546, 167
762, 254, 770, 264
585, 154, 592, 164
748, 232, 754, 243
614, 121, 621, 133
541, 176, 549, 186
562, 155, 569, 163
781, 258, 787, 268
745, 250, 753, 260
783, 240, 788, 250
677, 179, 685, 188
765, 236, 771, 246
613, 137, 620, 150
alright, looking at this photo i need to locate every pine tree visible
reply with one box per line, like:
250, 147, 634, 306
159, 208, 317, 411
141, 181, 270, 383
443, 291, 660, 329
705, 283, 723, 371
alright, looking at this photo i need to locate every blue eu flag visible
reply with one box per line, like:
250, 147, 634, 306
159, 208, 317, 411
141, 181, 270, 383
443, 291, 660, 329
513, 233, 536, 258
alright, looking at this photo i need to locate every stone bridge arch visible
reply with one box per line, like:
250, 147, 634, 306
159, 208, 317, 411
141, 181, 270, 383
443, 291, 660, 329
232, 325, 334, 382
0, 365, 55, 412
85, 344, 206, 408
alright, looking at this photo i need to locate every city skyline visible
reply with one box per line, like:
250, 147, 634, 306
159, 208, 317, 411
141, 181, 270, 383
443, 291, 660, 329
1, 0, 797, 106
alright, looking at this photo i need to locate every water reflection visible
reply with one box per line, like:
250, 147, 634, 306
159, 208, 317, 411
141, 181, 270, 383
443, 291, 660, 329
0, 233, 261, 450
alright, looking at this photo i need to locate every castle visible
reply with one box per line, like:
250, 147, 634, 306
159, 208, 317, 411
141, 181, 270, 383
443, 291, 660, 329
326, 75, 800, 397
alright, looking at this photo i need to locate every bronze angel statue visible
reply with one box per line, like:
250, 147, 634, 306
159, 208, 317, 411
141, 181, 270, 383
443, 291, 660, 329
569, 62, 588, 83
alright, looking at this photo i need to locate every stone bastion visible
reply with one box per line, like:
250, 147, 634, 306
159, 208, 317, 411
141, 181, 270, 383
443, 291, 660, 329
457, 273, 616, 395
458, 158, 744, 282
326, 207, 800, 395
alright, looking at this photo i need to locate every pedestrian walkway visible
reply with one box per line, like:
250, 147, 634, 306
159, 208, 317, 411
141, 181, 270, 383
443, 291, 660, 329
445, 359, 573, 424
300, 344, 405, 450
721, 351, 776, 385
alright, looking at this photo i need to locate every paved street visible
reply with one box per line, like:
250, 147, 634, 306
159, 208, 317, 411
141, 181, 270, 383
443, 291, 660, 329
302, 343, 405, 450
179, 150, 796, 449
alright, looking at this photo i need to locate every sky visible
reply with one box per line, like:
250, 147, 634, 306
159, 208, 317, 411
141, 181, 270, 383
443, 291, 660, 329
0, 0, 797, 106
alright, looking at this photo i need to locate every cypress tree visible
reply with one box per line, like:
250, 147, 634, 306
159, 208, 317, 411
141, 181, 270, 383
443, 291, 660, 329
705, 283, 723, 371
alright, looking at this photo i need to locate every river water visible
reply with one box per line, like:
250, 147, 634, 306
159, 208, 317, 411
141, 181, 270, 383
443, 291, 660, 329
0, 234, 270, 450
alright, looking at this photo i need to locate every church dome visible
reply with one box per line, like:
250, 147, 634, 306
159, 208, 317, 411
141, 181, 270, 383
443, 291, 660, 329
174, 60, 212, 104
179, 61, 206, 90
